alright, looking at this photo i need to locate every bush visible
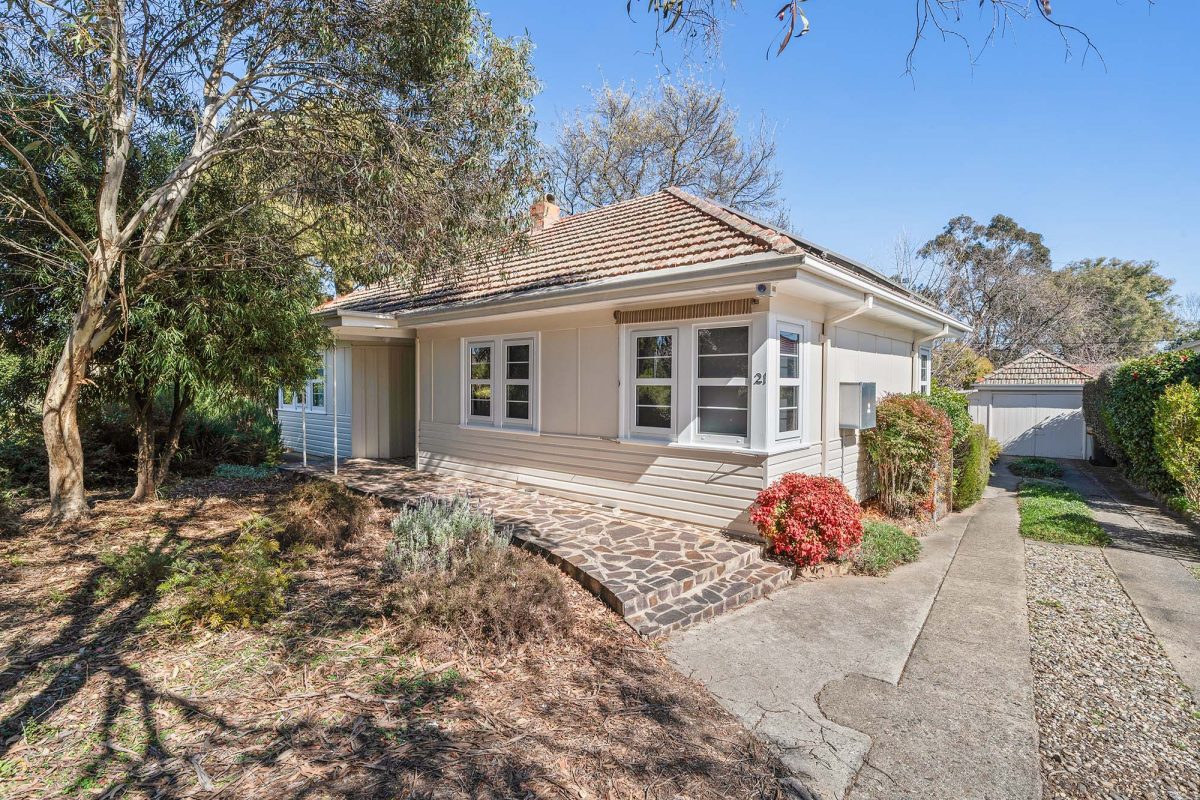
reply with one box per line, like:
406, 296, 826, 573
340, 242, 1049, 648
927, 383, 972, 452
1153, 382, 1200, 512
0, 490, 21, 536
987, 437, 1003, 464
751, 474, 863, 567
1104, 350, 1200, 494
384, 499, 568, 647
213, 463, 277, 480
274, 480, 371, 551
953, 424, 991, 511
1008, 456, 1064, 479
176, 402, 281, 477
860, 395, 954, 518
854, 520, 921, 576
157, 520, 292, 630
98, 539, 187, 598
1082, 365, 1123, 463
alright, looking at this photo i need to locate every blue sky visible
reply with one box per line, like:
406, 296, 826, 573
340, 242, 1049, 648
483, 1, 1199, 298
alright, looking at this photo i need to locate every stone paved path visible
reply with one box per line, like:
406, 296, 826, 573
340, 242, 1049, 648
668, 473, 1041, 800
1061, 461, 1200, 693
283, 458, 790, 637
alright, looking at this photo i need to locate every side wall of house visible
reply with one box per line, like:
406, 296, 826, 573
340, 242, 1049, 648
279, 346, 353, 458
416, 306, 767, 534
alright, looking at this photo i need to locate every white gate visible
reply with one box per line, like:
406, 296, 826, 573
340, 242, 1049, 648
979, 390, 1086, 459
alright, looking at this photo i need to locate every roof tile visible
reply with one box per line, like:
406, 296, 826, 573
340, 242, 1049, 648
977, 350, 1095, 386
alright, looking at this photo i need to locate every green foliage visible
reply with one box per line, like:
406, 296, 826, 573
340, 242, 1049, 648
927, 382, 972, 451
953, 424, 991, 511
1104, 350, 1200, 494
1007, 457, 1064, 479
0, 489, 20, 537
386, 499, 511, 576
384, 499, 568, 647
1060, 258, 1180, 363
157, 521, 292, 630
98, 539, 187, 598
213, 463, 277, 480
861, 395, 954, 518
274, 480, 371, 551
987, 437, 1003, 464
1152, 382, 1200, 511
1082, 365, 1123, 463
1017, 480, 1110, 546
853, 520, 921, 576
932, 341, 994, 389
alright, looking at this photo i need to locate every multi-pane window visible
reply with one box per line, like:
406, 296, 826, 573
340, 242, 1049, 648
278, 354, 328, 413
918, 349, 931, 394
468, 343, 493, 420
309, 364, 326, 411
632, 331, 674, 432
778, 326, 803, 437
695, 325, 749, 439
464, 337, 537, 428
505, 340, 532, 423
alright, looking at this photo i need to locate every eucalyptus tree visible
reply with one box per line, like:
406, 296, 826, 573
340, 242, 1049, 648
0, 0, 540, 521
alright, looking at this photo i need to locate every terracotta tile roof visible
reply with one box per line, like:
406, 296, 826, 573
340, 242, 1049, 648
320, 186, 930, 317
976, 349, 1095, 386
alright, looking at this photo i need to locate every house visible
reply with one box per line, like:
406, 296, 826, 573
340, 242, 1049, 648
968, 349, 1093, 460
1172, 339, 1200, 353
280, 188, 969, 536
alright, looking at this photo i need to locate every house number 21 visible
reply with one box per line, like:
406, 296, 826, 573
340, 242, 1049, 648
753, 373, 765, 385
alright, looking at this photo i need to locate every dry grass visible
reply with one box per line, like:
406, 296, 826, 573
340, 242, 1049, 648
273, 479, 373, 551
0, 475, 788, 799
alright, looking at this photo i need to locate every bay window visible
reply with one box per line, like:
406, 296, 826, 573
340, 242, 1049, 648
694, 324, 749, 442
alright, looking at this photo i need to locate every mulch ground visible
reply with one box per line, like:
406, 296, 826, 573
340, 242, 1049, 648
0, 475, 789, 799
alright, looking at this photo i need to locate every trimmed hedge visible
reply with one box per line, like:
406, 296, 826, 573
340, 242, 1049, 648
1092, 350, 1200, 495
953, 423, 990, 511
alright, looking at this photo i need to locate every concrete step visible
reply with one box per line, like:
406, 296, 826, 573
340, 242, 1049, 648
626, 560, 793, 638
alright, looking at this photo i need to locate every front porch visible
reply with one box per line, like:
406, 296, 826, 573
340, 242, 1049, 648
282, 457, 791, 637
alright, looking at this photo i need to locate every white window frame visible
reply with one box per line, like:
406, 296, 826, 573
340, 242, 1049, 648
918, 347, 932, 395
278, 352, 328, 414
627, 327, 678, 439
692, 321, 752, 446
461, 334, 539, 431
775, 320, 807, 442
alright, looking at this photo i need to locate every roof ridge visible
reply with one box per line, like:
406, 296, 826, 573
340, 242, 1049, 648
664, 187, 799, 255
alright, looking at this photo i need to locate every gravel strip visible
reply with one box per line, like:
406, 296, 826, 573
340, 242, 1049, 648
1025, 542, 1200, 799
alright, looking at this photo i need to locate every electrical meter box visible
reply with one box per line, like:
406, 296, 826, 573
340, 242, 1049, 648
839, 382, 877, 430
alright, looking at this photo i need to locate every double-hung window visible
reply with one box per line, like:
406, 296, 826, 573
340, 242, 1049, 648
631, 330, 675, 435
918, 348, 931, 394
309, 364, 326, 411
694, 324, 750, 442
777, 324, 804, 438
464, 336, 537, 429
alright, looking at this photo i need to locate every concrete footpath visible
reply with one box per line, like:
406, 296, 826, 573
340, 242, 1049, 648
1062, 462, 1200, 694
666, 475, 1040, 800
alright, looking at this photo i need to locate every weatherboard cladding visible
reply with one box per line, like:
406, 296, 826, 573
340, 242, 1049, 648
976, 349, 1094, 386
320, 187, 930, 317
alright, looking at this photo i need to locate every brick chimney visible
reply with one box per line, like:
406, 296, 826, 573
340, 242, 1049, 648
530, 193, 560, 231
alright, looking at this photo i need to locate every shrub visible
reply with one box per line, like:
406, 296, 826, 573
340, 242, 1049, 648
1008, 456, 1063, 479
274, 480, 371, 551
854, 520, 921, 576
1104, 350, 1200, 494
927, 382, 972, 452
860, 395, 954, 518
953, 424, 991, 511
751, 474, 863, 567
987, 437, 1003, 464
1153, 381, 1200, 512
0, 490, 19, 537
384, 499, 568, 647
98, 539, 187, 597
157, 520, 292, 630
213, 463, 277, 479
1082, 365, 1123, 463
175, 402, 282, 477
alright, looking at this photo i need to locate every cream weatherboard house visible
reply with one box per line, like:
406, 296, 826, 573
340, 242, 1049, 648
280, 189, 969, 536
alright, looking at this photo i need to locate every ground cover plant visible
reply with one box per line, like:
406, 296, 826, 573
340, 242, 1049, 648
853, 519, 921, 576
751, 473, 863, 567
1017, 480, 1111, 546
1008, 456, 1064, 480
0, 476, 786, 798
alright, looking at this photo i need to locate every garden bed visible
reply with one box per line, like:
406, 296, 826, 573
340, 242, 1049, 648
0, 476, 788, 799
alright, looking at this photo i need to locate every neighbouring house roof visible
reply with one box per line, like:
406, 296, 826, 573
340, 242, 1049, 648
318, 187, 945, 319
976, 349, 1095, 387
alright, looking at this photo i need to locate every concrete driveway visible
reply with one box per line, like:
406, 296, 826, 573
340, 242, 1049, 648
666, 474, 1041, 800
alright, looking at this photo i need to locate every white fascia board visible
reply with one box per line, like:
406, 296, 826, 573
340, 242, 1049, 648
392, 253, 804, 327
798, 253, 971, 335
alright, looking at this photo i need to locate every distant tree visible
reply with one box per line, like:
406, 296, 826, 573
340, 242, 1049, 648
1176, 293, 1200, 345
932, 342, 994, 389
546, 78, 788, 225
1, 0, 540, 521
1053, 258, 1178, 364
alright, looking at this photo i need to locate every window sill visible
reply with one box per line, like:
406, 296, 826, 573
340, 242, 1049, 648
458, 423, 541, 437
279, 407, 328, 415
614, 436, 769, 457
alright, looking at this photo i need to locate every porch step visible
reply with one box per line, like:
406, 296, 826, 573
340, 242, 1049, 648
627, 560, 793, 638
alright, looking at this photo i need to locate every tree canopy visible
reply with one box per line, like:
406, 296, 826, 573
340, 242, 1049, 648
546, 78, 788, 225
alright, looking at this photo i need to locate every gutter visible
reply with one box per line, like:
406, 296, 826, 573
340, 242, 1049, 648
821, 294, 875, 475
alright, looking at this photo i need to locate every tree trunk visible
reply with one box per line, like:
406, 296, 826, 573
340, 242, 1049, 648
130, 380, 191, 502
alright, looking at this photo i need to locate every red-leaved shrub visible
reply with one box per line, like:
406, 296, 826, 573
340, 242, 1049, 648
750, 474, 864, 567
